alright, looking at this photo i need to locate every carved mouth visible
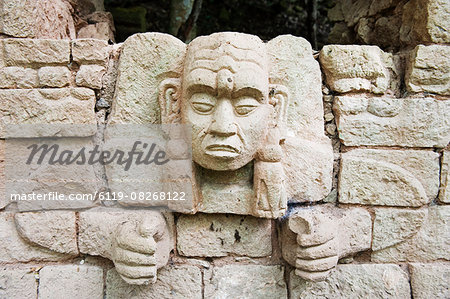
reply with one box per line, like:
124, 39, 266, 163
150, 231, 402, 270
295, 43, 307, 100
205, 144, 239, 153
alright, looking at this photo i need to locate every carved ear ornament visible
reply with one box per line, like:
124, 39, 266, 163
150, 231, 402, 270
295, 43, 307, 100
159, 78, 182, 124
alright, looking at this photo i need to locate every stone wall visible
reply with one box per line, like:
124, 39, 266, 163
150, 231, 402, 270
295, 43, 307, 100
0, 2, 449, 299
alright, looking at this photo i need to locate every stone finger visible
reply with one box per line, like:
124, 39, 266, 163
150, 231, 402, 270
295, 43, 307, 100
295, 255, 338, 272
115, 262, 157, 280
113, 246, 157, 266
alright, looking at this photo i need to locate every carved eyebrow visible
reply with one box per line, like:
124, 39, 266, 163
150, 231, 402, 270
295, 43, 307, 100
232, 87, 264, 102
186, 84, 216, 97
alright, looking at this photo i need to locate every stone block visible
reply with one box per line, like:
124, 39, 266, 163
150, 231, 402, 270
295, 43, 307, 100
0, 140, 5, 210
72, 39, 110, 64
3, 39, 70, 66
339, 149, 440, 206
289, 264, 410, 298
38, 265, 104, 299
0, 88, 96, 138
76, 65, 106, 89
320, 45, 389, 94
0, 267, 38, 299
372, 206, 450, 262
177, 213, 272, 257
106, 265, 202, 299
204, 265, 287, 299
0, 0, 75, 39
440, 151, 450, 203
0, 67, 38, 88
6, 138, 99, 211
406, 45, 450, 95
38, 66, 71, 88
410, 263, 450, 299
15, 211, 78, 255
334, 95, 450, 147
0, 213, 67, 262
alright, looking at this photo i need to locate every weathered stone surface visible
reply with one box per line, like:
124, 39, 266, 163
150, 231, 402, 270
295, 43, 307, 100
320, 45, 389, 94
76, 65, 106, 89
0, 267, 38, 299
38, 66, 71, 88
0, 88, 96, 138
401, 0, 450, 45
334, 96, 450, 147
3, 39, 70, 66
406, 45, 450, 95
0, 213, 67, 262
204, 265, 287, 299
177, 213, 272, 257
410, 263, 450, 299
281, 205, 371, 281
106, 265, 202, 299
78, 22, 115, 41
372, 208, 427, 251
0, 0, 76, 39
15, 211, 78, 255
0, 67, 38, 88
372, 206, 450, 262
72, 39, 110, 64
290, 264, 410, 298
0, 141, 5, 210
6, 138, 99, 211
339, 149, 440, 206
39, 265, 104, 299
440, 151, 450, 203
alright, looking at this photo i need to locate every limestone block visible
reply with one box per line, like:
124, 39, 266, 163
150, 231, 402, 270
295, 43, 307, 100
320, 45, 389, 94
38, 66, 71, 88
0, 88, 96, 138
38, 265, 104, 299
177, 213, 272, 257
204, 265, 287, 299
0, 213, 67, 262
372, 208, 427, 251
3, 39, 70, 66
289, 264, 410, 298
406, 45, 450, 95
0, 0, 76, 39
6, 138, 99, 211
339, 149, 440, 206
401, 0, 450, 45
106, 265, 202, 299
78, 22, 115, 41
14, 211, 78, 255
72, 39, 110, 64
0, 267, 38, 299
334, 96, 450, 147
0, 67, 38, 88
410, 263, 450, 299
0, 141, 5, 210
372, 206, 450, 262
440, 151, 450, 203
280, 204, 371, 281
76, 65, 106, 89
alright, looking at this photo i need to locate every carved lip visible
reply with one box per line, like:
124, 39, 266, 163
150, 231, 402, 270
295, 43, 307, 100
205, 144, 240, 153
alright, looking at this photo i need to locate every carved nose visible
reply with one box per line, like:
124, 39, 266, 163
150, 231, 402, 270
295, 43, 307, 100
209, 100, 236, 137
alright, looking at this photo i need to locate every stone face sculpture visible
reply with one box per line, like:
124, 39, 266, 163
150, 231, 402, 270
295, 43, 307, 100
109, 32, 334, 218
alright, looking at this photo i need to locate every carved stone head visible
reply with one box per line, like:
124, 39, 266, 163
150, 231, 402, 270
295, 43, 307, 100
180, 33, 276, 171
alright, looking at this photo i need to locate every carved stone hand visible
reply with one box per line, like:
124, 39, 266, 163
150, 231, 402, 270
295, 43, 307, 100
112, 217, 167, 285
280, 204, 372, 281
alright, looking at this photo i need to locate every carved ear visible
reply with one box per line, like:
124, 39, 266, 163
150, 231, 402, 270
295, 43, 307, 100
269, 84, 289, 124
159, 78, 182, 124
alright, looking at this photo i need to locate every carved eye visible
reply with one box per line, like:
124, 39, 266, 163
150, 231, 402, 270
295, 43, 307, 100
234, 97, 260, 115
190, 93, 216, 114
